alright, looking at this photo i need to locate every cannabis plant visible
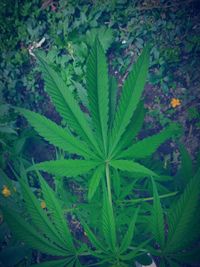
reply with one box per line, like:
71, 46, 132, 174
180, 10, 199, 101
1, 38, 199, 266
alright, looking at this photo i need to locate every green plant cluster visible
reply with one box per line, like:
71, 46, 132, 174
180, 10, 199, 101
1, 0, 199, 171
1, 0, 199, 110
0, 39, 199, 267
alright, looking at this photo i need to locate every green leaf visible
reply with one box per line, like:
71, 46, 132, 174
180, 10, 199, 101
150, 177, 165, 248
0, 124, 17, 135
75, 259, 83, 267
119, 180, 138, 200
28, 160, 100, 177
38, 171, 75, 252
119, 206, 140, 254
85, 27, 113, 52
86, 38, 109, 154
119, 123, 181, 159
109, 76, 118, 127
88, 165, 104, 201
19, 179, 68, 250
110, 160, 158, 178
72, 80, 89, 108
0, 206, 67, 256
82, 222, 107, 252
165, 168, 200, 252
119, 239, 151, 261
112, 169, 121, 198
109, 46, 150, 156
35, 52, 101, 157
102, 190, 116, 251
16, 108, 93, 159
113, 101, 145, 157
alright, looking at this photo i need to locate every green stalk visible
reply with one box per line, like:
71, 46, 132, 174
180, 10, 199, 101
105, 161, 112, 205
105, 161, 117, 252
118, 191, 178, 205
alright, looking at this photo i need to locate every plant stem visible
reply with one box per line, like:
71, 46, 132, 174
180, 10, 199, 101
118, 191, 178, 205
105, 162, 112, 206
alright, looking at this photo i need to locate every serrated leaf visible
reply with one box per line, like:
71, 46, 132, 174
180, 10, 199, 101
165, 168, 200, 252
19, 179, 68, 250
28, 160, 100, 177
35, 52, 101, 157
0, 206, 67, 256
119, 123, 181, 159
112, 169, 121, 198
119, 239, 151, 261
119, 179, 138, 200
119, 206, 140, 254
82, 222, 107, 252
86, 38, 109, 154
37, 171, 75, 252
85, 27, 113, 51
16, 108, 93, 159
102, 190, 116, 251
109, 46, 150, 157
113, 101, 145, 157
110, 160, 158, 178
88, 165, 104, 201
109, 76, 118, 127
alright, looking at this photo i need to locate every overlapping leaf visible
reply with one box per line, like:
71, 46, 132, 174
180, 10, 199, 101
19, 179, 68, 250
35, 52, 101, 156
82, 222, 107, 252
119, 206, 140, 254
1, 206, 67, 256
16, 108, 93, 159
38, 171, 75, 252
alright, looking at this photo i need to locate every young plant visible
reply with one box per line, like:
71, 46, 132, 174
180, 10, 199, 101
1, 38, 185, 266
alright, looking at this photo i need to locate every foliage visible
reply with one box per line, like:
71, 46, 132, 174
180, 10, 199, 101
1, 0, 199, 114
0, 169, 32, 267
1, 38, 199, 267
0, 1, 199, 265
